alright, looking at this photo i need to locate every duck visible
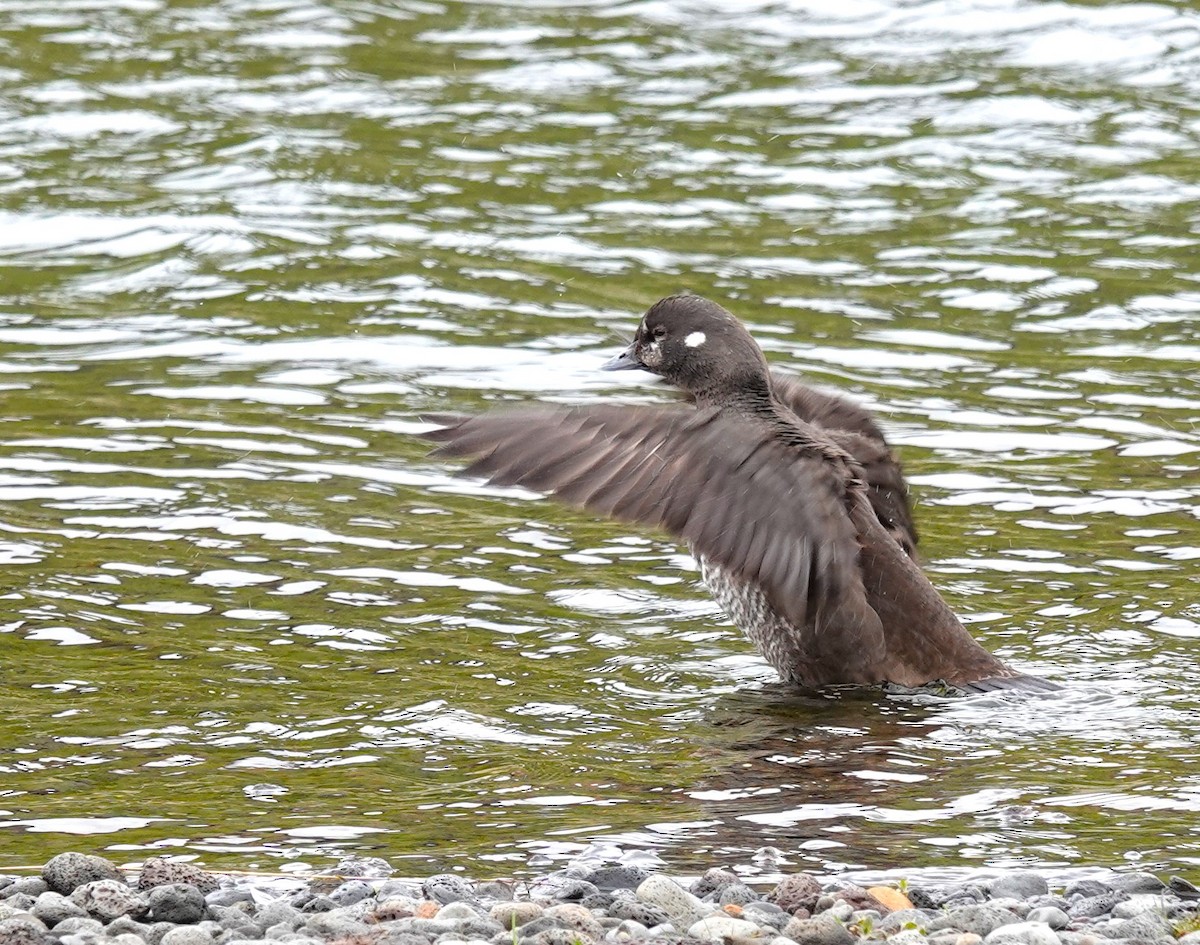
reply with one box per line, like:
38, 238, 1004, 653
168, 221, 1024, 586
421, 294, 1052, 693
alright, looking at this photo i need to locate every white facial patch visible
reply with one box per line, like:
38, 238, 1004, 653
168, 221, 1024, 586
684, 331, 706, 348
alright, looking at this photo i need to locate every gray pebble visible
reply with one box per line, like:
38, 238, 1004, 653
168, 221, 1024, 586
587, 867, 650, 893
544, 903, 605, 938
110, 934, 148, 945
332, 855, 394, 879
525, 929, 597, 945
1106, 910, 1176, 942
160, 926, 216, 945
1068, 893, 1129, 918
438, 901, 485, 921
607, 898, 669, 926
0, 913, 50, 945
1110, 874, 1166, 895
254, 899, 303, 931
989, 874, 1049, 901
491, 902, 543, 928
43, 854, 123, 896
1178, 933, 1200, 945
688, 913, 770, 942
148, 883, 207, 924
691, 868, 741, 899
51, 914, 105, 932
1026, 907, 1069, 929
69, 879, 148, 922
30, 890, 87, 926
637, 874, 713, 930
887, 931, 930, 945
607, 918, 650, 942
476, 880, 516, 901
1, 878, 48, 899
204, 886, 255, 908
770, 874, 822, 914
137, 859, 219, 896
328, 880, 373, 907
930, 904, 1024, 937
718, 883, 760, 907
981, 920, 1059, 945
879, 909, 937, 934
1111, 894, 1173, 919
304, 910, 372, 939
1065, 879, 1112, 900
377, 880, 422, 900
423, 874, 477, 905
781, 912, 856, 945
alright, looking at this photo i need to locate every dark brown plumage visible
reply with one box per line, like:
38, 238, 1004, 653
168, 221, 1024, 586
421, 295, 1051, 693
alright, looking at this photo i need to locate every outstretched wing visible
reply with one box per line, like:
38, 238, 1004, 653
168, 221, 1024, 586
770, 371, 918, 556
422, 405, 885, 666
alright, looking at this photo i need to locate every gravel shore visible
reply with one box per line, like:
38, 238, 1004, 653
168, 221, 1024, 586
2, 852, 1199, 945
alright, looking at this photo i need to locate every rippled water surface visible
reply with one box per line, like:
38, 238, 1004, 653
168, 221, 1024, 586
1, 0, 1199, 879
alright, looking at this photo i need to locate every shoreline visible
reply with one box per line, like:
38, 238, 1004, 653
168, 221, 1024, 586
3, 852, 1199, 945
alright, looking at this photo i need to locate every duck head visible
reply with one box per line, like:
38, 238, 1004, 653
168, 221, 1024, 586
603, 294, 772, 405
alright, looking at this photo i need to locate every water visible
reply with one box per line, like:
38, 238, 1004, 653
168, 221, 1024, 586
1, 0, 1199, 880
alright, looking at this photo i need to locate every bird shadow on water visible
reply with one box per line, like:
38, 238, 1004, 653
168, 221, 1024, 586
663, 675, 1190, 875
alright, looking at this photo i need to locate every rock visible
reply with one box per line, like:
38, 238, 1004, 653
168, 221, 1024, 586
1065, 880, 1112, 900
437, 901, 485, 921
781, 912, 855, 945
989, 875, 1049, 901
329, 879, 373, 906
691, 869, 742, 899
1178, 933, 1200, 945
581, 892, 616, 911
770, 874, 822, 914
43, 854, 123, 895
879, 909, 938, 934
377, 880, 421, 900
1110, 874, 1166, 895
1025, 907, 1069, 929
0, 878, 48, 900
825, 901, 855, 923
1069, 893, 1129, 918
1106, 910, 1175, 942
0, 913, 50, 945
527, 930, 598, 945
608, 918, 651, 942
137, 859, 219, 896
148, 883, 207, 924
160, 927, 216, 945
637, 875, 713, 929
928, 933, 983, 945
1112, 895, 1172, 919
253, 899, 303, 931
492, 902, 544, 928
719, 884, 761, 907
545, 903, 606, 939
981, 920, 1060, 945
888, 930, 930, 945
588, 867, 651, 893
43, 915, 103, 936
69, 879, 148, 922
30, 891, 88, 927
303, 909, 372, 939
422, 874, 477, 905
608, 898, 670, 926
930, 904, 1024, 937
688, 913, 771, 941
204, 886, 254, 907
332, 855, 394, 878
110, 934, 148, 945
867, 887, 913, 913
1169, 877, 1200, 899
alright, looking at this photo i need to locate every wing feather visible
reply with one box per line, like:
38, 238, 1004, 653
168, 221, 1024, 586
423, 405, 884, 664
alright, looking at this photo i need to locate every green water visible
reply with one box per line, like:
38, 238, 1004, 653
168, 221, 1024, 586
0, 0, 1198, 881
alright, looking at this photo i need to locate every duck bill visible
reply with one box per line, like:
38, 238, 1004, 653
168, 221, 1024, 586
601, 342, 643, 371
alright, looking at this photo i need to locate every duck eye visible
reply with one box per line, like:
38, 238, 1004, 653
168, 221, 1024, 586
651, 326, 667, 340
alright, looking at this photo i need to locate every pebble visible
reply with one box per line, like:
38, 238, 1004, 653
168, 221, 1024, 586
1, 855, 1199, 945
981, 920, 1059, 945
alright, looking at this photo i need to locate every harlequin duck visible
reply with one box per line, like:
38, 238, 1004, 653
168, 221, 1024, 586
422, 295, 1052, 692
